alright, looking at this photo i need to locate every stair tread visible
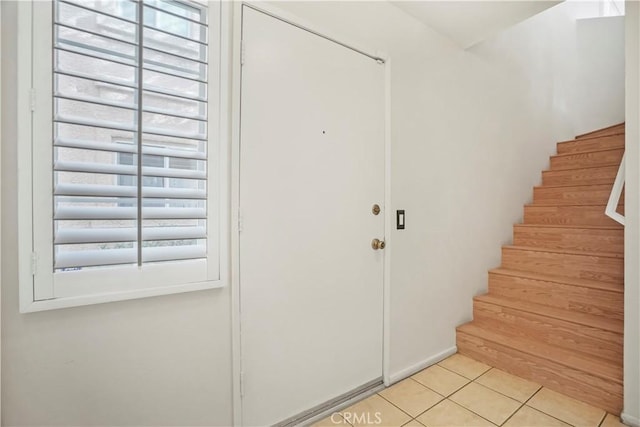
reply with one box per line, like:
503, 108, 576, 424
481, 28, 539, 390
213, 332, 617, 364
513, 223, 621, 230
457, 322, 622, 383
553, 147, 623, 157
526, 202, 621, 208
576, 123, 625, 138
503, 244, 624, 259
557, 132, 625, 144
490, 268, 623, 293
544, 164, 621, 172
474, 294, 623, 333
535, 183, 617, 190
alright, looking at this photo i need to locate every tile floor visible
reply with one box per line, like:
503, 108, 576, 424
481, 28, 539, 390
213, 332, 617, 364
312, 354, 628, 427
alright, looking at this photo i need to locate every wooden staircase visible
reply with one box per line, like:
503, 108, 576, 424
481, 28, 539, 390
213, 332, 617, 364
456, 123, 625, 414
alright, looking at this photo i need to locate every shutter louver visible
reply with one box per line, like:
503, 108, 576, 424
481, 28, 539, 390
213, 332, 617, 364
53, 0, 209, 271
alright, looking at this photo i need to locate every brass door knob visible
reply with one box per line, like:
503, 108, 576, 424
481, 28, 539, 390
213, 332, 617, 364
371, 238, 386, 250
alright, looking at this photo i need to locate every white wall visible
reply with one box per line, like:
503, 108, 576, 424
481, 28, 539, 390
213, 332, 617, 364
0, 1, 624, 425
624, 1, 640, 425
392, 1, 562, 48
1, 3, 233, 425
270, 0, 581, 379
574, 16, 625, 135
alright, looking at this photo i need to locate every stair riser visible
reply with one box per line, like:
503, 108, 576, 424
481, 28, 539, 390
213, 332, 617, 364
557, 134, 624, 154
542, 166, 618, 186
473, 301, 622, 364
456, 331, 622, 414
524, 205, 623, 227
577, 124, 625, 139
533, 186, 623, 205
488, 272, 624, 321
513, 226, 624, 253
550, 149, 624, 170
501, 247, 623, 284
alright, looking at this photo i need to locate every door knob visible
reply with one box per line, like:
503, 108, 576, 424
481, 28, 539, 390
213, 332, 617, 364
371, 238, 386, 250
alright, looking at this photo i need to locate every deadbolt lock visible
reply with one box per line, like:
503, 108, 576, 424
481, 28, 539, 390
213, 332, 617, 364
372, 204, 381, 215
371, 238, 386, 250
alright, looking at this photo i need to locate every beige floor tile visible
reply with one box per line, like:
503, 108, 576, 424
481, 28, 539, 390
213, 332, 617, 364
416, 399, 496, 427
449, 382, 521, 425
527, 388, 606, 427
402, 420, 425, 427
342, 394, 411, 427
312, 413, 352, 426
475, 368, 541, 402
412, 364, 470, 396
438, 354, 491, 380
379, 378, 444, 417
503, 406, 570, 427
599, 413, 628, 427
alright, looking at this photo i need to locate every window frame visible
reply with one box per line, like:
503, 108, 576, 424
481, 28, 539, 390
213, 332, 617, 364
18, 0, 228, 313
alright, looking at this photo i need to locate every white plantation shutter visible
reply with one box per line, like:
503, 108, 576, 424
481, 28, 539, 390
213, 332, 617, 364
52, 0, 211, 270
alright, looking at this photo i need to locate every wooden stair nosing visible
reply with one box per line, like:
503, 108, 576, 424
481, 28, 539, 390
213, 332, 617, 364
474, 294, 623, 334
501, 245, 624, 285
550, 149, 624, 171
503, 244, 624, 259
456, 328, 623, 414
488, 274, 624, 321
576, 123, 625, 139
488, 271, 624, 320
512, 224, 624, 254
556, 134, 625, 155
533, 185, 622, 206
456, 323, 622, 383
523, 206, 624, 228
541, 165, 619, 186
513, 223, 622, 231
472, 300, 623, 364
489, 268, 623, 293
535, 183, 617, 190
557, 132, 625, 145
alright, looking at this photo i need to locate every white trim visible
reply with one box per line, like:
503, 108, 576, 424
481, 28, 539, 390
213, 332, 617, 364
20, 280, 223, 313
230, 1, 243, 425
388, 346, 458, 385
18, 1, 229, 312
605, 152, 625, 225
0, 0, 3, 420
17, 0, 35, 312
238, 2, 387, 63
622, 413, 640, 427
383, 56, 392, 387
229, 3, 391, 425
302, 385, 385, 427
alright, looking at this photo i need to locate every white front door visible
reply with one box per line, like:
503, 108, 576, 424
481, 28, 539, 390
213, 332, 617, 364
239, 7, 386, 425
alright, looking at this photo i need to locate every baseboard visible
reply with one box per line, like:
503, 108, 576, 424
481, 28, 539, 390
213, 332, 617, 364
388, 346, 458, 385
622, 412, 640, 427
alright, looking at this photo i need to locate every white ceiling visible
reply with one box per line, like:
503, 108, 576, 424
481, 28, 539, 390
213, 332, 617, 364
391, 1, 563, 48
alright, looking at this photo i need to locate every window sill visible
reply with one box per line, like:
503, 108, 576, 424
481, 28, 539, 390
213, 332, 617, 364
20, 279, 225, 313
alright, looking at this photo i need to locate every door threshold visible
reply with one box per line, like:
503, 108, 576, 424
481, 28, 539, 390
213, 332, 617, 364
275, 378, 384, 427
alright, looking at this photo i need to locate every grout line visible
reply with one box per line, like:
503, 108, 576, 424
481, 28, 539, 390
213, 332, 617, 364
596, 412, 608, 427
435, 360, 489, 382
410, 371, 470, 399
472, 374, 544, 405
375, 390, 420, 420
439, 398, 499, 426
521, 387, 600, 427
498, 384, 543, 426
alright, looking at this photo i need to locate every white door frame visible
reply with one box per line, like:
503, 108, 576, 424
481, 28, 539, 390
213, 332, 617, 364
229, 2, 392, 424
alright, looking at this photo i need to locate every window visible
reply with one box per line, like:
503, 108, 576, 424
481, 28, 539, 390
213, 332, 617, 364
19, 0, 223, 311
